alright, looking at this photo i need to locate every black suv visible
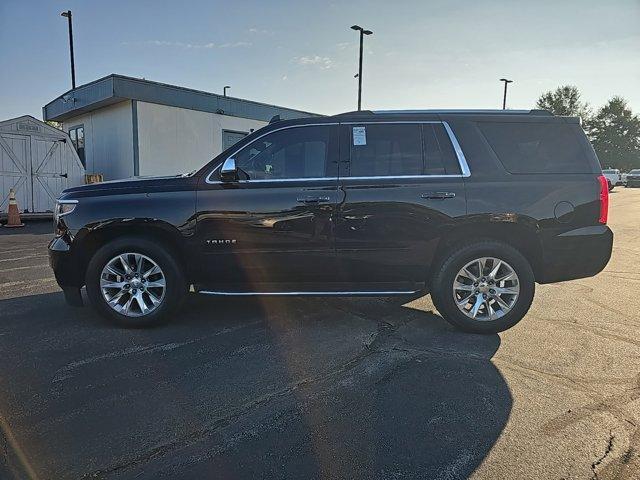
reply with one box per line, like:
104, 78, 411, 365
49, 110, 613, 333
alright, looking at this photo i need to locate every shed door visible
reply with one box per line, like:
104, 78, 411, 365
31, 137, 80, 213
0, 133, 31, 213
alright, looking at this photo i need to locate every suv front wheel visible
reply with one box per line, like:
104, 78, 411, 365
85, 237, 187, 327
430, 240, 535, 334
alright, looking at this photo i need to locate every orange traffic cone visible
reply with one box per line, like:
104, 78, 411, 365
4, 188, 24, 228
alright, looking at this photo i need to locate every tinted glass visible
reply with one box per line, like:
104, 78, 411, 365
69, 126, 85, 165
423, 124, 461, 175
233, 126, 329, 180
479, 122, 591, 174
350, 124, 422, 176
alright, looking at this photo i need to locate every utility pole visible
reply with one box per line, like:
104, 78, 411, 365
500, 78, 513, 110
61, 10, 76, 89
351, 25, 373, 111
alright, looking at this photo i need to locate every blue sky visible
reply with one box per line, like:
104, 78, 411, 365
1, 0, 639, 119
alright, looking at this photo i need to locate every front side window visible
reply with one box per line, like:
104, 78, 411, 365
68, 125, 85, 166
231, 126, 330, 180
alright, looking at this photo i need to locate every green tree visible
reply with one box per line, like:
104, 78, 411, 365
589, 97, 640, 171
535, 85, 591, 121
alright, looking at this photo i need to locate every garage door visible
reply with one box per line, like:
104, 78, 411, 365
1, 133, 84, 213
0, 133, 31, 213
31, 136, 83, 212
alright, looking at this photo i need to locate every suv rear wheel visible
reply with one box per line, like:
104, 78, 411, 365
85, 237, 187, 327
430, 240, 535, 334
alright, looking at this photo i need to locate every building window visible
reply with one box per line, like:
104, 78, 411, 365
68, 125, 85, 166
222, 130, 248, 151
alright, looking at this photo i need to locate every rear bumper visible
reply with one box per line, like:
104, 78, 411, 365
538, 225, 613, 284
48, 236, 84, 305
626, 179, 640, 187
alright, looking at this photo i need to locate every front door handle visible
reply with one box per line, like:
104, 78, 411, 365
297, 195, 331, 204
421, 191, 456, 200
59, 173, 68, 178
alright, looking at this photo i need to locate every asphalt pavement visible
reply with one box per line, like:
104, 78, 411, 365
1, 188, 639, 480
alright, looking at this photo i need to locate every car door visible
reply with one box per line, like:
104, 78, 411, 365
334, 121, 468, 289
193, 123, 341, 289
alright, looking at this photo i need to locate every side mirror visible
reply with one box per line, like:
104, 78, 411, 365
220, 158, 238, 182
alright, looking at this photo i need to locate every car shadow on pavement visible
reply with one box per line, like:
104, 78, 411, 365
0, 291, 510, 480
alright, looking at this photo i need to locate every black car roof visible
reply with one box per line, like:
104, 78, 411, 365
269, 108, 582, 129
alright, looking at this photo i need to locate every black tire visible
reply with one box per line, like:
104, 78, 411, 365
430, 240, 535, 334
608, 181, 614, 192
85, 236, 187, 327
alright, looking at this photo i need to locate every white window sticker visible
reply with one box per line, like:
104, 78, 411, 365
352, 126, 367, 146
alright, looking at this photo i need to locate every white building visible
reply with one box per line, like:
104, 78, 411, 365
43, 74, 318, 180
0, 115, 84, 214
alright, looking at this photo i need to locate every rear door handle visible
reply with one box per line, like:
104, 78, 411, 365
421, 191, 456, 200
297, 195, 331, 204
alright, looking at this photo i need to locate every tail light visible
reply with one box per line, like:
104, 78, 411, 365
597, 175, 609, 224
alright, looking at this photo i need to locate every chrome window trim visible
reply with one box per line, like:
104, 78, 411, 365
442, 122, 471, 177
205, 120, 470, 184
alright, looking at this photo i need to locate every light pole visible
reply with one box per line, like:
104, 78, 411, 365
223, 85, 230, 97
500, 78, 513, 110
351, 25, 373, 111
61, 10, 76, 90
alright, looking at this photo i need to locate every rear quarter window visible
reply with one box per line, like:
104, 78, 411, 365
478, 122, 593, 174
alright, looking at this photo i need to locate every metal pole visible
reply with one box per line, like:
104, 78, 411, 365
62, 10, 76, 90
502, 81, 508, 110
500, 78, 512, 110
357, 30, 363, 111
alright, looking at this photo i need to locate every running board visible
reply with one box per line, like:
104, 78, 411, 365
198, 290, 419, 297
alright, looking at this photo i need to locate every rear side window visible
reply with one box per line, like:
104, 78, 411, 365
348, 123, 460, 177
350, 124, 422, 176
423, 124, 461, 175
479, 122, 591, 174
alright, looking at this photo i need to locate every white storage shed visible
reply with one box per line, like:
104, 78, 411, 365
0, 115, 85, 214
43, 75, 319, 181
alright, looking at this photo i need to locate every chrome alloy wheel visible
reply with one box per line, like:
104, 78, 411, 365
100, 253, 166, 317
452, 256, 520, 321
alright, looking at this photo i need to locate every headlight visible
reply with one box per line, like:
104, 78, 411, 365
54, 200, 78, 231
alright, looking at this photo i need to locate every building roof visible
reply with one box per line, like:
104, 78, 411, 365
43, 74, 320, 122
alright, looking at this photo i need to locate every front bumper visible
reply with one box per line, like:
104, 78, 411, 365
538, 225, 613, 284
626, 179, 640, 187
49, 236, 84, 306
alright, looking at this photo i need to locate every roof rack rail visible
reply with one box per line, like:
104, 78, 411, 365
370, 109, 555, 116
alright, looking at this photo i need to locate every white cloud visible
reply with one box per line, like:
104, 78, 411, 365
123, 40, 251, 49
293, 55, 334, 69
282, 75, 288, 81
219, 41, 252, 48
248, 28, 273, 35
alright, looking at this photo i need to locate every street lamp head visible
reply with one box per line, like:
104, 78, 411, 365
61, 11, 70, 17
500, 78, 513, 83
351, 25, 362, 31
224, 85, 230, 89
363, 29, 373, 35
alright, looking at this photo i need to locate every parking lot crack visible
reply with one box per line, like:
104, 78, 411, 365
591, 431, 614, 480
